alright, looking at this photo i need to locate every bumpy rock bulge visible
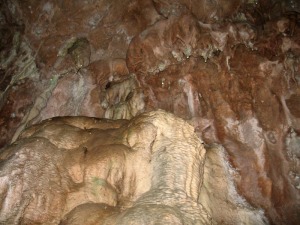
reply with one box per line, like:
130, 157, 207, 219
0, 110, 267, 224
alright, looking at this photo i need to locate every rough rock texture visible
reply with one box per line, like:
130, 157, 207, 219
0, 0, 300, 224
199, 145, 268, 225
0, 110, 268, 224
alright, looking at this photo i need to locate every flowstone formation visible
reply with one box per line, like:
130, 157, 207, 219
1, 0, 300, 224
0, 110, 267, 224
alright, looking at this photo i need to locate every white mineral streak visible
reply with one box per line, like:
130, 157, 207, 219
225, 117, 267, 172
199, 145, 269, 225
180, 78, 197, 118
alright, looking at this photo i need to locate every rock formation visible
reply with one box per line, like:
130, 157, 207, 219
0, 0, 299, 224
0, 110, 267, 224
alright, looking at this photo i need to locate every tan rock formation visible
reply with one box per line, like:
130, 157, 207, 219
1, 0, 300, 224
0, 110, 267, 224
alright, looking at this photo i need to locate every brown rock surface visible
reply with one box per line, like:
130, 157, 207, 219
0, 0, 300, 224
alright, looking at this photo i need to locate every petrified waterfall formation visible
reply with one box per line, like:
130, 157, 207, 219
0, 0, 300, 224
0, 110, 266, 224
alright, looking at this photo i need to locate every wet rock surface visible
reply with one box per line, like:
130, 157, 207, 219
0, 0, 300, 224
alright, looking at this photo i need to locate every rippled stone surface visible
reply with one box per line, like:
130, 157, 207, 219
0, 0, 299, 224
0, 110, 268, 224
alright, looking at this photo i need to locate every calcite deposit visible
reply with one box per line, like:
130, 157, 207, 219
0, 0, 300, 224
0, 110, 267, 224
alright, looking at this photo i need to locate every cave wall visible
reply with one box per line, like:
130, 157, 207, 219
0, 0, 300, 224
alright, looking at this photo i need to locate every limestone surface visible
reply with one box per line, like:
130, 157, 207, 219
0, 110, 266, 224
1, 0, 300, 224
